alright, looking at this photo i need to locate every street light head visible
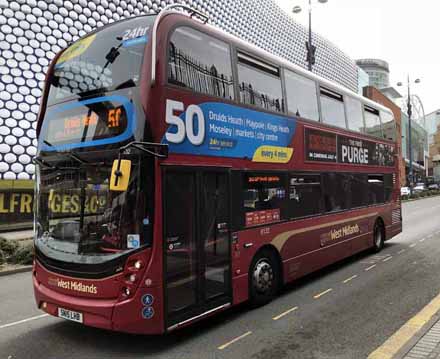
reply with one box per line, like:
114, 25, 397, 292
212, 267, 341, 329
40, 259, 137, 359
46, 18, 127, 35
397, 82, 403, 87
415, 78, 421, 84
292, 5, 302, 13
318, 0, 328, 3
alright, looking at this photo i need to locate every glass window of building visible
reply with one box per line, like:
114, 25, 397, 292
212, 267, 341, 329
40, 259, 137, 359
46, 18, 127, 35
345, 96, 364, 133
381, 110, 396, 141
237, 53, 284, 113
320, 87, 347, 128
168, 27, 235, 100
364, 106, 382, 138
284, 69, 319, 121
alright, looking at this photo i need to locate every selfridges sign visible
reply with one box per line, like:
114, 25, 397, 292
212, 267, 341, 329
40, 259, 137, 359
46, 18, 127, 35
0, 0, 359, 180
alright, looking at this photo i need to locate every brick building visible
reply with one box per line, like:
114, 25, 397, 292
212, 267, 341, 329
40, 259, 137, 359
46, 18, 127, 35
363, 86, 405, 187
429, 125, 440, 181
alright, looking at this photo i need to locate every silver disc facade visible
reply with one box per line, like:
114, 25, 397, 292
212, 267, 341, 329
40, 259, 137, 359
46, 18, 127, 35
0, 0, 359, 180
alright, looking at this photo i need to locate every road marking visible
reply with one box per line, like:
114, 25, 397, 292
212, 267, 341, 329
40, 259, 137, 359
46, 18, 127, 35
218, 331, 252, 350
313, 288, 332, 299
410, 243, 417, 248
428, 234, 434, 238
420, 238, 426, 242
397, 249, 406, 254
272, 306, 298, 321
383, 256, 392, 262
365, 264, 376, 271
343, 275, 358, 284
368, 291, 440, 359
0, 314, 49, 330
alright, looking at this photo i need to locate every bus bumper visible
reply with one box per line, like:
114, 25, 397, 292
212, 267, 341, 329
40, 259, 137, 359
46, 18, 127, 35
33, 262, 165, 334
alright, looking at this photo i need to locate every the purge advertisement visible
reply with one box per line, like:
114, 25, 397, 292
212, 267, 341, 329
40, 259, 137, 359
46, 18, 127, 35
305, 127, 395, 167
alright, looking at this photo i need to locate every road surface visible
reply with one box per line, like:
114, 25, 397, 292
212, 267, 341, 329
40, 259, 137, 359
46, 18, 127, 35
1, 196, 440, 359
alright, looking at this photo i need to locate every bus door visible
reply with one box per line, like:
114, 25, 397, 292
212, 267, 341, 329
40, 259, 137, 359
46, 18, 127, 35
163, 169, 231, 329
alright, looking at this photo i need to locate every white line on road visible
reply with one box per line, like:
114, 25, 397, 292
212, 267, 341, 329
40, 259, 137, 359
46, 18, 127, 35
343, 275, 358, 284
365, 264, 376, 271
420, 238, 426, 242
314, 288, 333, 299
272, 306, 298, 321
383, 256, 392, 262
218, 331, 252, 350
410, 243, 417, 248
398, 249, 406, 254
0, 314, 49, 330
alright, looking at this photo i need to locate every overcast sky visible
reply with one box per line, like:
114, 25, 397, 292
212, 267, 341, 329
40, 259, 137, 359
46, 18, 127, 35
275, 0, 439, 115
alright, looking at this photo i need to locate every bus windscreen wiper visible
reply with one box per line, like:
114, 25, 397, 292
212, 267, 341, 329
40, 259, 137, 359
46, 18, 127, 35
114, 78, 136, 91
43, 140, 88, 166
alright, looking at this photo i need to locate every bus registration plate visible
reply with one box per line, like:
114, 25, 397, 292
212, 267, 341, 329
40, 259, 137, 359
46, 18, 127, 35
58, 307, 83, 323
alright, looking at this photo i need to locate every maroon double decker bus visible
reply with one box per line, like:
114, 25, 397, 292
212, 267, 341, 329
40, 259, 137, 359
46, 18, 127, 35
33, 5, 402, 334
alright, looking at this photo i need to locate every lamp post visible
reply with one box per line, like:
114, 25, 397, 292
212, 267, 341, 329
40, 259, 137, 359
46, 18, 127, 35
398, 76, 421, 196
292, 0, 328, 72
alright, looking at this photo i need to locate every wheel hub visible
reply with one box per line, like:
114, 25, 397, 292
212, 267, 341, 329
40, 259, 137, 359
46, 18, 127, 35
253, 259, 274, 293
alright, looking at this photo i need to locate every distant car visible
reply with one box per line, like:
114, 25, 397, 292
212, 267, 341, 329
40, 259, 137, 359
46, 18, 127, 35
413, 183, 427, 193
401, 187, 410, 196
428, 183, 440, 190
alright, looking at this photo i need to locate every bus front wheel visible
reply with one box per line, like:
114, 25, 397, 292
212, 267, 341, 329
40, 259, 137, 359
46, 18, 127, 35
249, 250, 280, 307
372, 220, 385, 252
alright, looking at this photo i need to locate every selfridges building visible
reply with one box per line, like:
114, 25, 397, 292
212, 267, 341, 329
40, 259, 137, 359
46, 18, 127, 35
0, 0, 360, 180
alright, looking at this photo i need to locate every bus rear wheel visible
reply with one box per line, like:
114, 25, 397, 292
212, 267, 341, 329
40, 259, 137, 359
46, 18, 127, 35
372, 221, 384, 252
249, 250, 280, 307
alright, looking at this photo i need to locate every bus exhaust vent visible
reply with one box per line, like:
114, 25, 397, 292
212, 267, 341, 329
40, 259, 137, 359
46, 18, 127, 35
392, 208, 401, 225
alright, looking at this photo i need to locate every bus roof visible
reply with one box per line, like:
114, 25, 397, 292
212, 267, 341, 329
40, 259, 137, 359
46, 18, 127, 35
152, 6, 393, 116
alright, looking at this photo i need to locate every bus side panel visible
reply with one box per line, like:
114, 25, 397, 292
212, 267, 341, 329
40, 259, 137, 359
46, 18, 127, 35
278, 212, 372, 283
231, 208, 377, 305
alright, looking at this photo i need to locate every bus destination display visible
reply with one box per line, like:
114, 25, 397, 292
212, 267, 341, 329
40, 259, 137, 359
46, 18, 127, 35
44, 102, 127, 146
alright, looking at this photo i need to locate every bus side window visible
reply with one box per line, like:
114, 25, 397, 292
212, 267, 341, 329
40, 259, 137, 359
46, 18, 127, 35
364, 106, 383, 138
320, 87, 347, 129
350, 174, 369, 208
368, 175, 385, 204
322, 173, 350, 212
284, 70, 319, 121
381, 111, 396, 141
242, 173, 287, 228
384, 174, 394, 202
168, 27, 235, 100
237, 53, 284, 113
287, 174, 323, 219
346, 97, 365, 133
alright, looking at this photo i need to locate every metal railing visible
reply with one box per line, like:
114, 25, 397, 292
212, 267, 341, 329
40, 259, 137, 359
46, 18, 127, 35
168, 45, 234, 99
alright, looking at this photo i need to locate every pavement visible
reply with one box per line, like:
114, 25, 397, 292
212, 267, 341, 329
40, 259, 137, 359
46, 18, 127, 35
0, 229, 34, 241
1, 197, 440, 358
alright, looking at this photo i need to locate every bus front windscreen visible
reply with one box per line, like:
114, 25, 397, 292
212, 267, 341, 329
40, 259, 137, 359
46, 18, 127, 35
47, 15, 155, 105
35, 153, 152, 266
